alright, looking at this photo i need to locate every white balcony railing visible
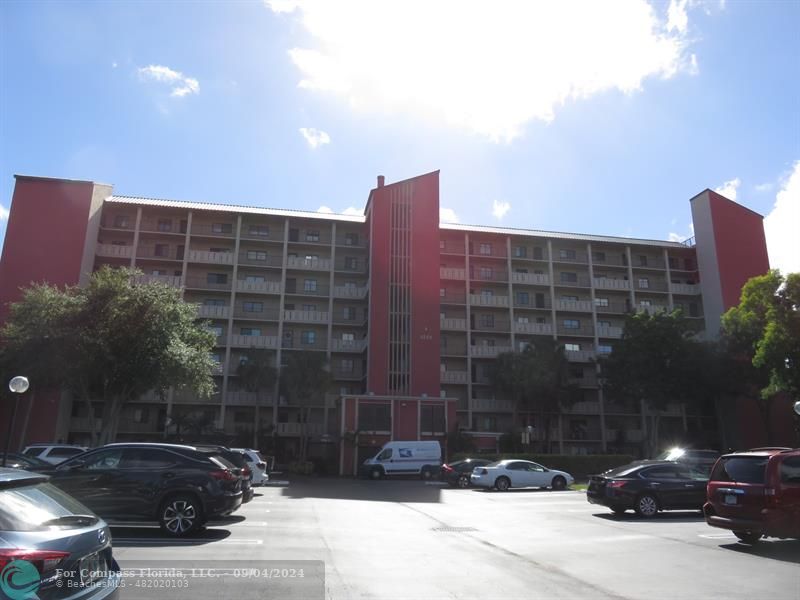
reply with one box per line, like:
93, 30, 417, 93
440, 267, 466, 280
593, 278, 631, 290
286, 257, 332, 271
440, 370, 468, 384
514, 322, 553, 335
236, 280, 282, 294
469, 294, 509, 308
188, 250, 234, 265
565, 349, 596, 362
96, 243, 133, 259
670, 283, 701, 295
331, 339, 367, 352
230, 334, 279, 349
134, 274, 184, 288
511, 272, 550, 286
557, 300, 594, 312
197, 305, 230, 319
283, 310, 329, 323
440, 317, 467, 330
333, 285, 368, 299
470, 345, 513, 358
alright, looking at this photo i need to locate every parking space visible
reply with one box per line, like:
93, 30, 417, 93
113, 479, 800, 599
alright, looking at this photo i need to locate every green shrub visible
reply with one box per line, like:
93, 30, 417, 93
451, 453, 634, 478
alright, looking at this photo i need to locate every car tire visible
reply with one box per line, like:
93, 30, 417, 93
551, 476, 567, 491
420, 467, 433, 481
733, 531, 761, 545
634, 493, 659, 518
495, 476, 511, 492
369, 467, 383, 480
159, 495, 203, 537
457, 475, 470, 489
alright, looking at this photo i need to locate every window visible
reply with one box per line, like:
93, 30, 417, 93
241, 327, 262, 336
203, 298, 225, 306
157, 219, 172, 232
343, 307, 357, 320
345, 232, 359, 246
421, 405, 446, 433
440, 288, 446, 298
210, 352, 221, 364
597, 344, 612, 354
243, 301, 263, 313
560, 272, 577, 283
304, 254, 319, 261
339, 359, 354, 372
515, 268, 528, 274
780, 457, 800, 484
439, 240, 446, 249
533, 246, 543, 260
342, 333, 355, 342
514, 246, 527, 258
212, 223, 233, 234
344, 257, 359, 270
668, 257, 679, 269
358, 404, 391, 431
244, 275, 265, 283
639, 299, 652, 307
248, 224, 269, 237
113, 215, 130, 228
154, 244, 169, 257
563, 319, 580, 329
289, 228, 299, 242
638, 255, 648, 267
516, 291, 530, 305
83, 450, 123, 470
247, 250, 267, 261
344, 281, 357, 289
564, 343, 580, 352
559, 249, 576, 260
206, 273, 228, 284
111, 241, 127, 246
209, 247, 229, 254
479, 314, 495, 327
235, 411, 250, 423
208, 325, 223, 336
561, 295, 579, 302
151, 269, 165, 276
536, 317, 546, 324
133, 408, 149, 424
480, 289, 494, 298
306, 230, 320, 242
302, 304, 316, 312
535, 293, 546, 308
304, 279, 318, 292
479, 243, 492, 255
595, 297, 609, 307
592, 251, 606, 262
516, 316, 529, 324
479, 267, 493, 279
301, 331, 316, 345
689, 303, 699, 317
638, 278, 650, 289
597, 320, 611, 328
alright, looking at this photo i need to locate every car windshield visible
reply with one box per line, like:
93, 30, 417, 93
0, 481, 96, 531
711, 456, 769, 484
602, 464, 642, 477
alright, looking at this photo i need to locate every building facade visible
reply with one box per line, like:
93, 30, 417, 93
0, 173, 771, 471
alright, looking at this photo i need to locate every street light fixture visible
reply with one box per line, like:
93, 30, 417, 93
3, 376, 30, 467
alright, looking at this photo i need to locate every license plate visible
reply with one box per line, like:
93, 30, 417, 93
724, 494, 738, 506
80, 553, 106, 585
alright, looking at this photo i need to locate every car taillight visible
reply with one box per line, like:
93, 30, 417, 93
441, 464, 453, 473
608, 480, 626, 488
242, 467, 251, 478
0, 549, 70, 573
209, 469, 237, 482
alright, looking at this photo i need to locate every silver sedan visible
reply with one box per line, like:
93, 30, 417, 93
470, 459, 574, 491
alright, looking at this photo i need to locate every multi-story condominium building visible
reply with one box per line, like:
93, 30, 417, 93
0, 172, 770, 473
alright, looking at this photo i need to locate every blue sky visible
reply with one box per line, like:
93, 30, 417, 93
1, 0, 798, 273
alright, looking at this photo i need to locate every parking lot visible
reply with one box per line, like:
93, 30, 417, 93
110, 477, 800, 600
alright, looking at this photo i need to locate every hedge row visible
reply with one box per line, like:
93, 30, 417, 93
451, 453, 634, 477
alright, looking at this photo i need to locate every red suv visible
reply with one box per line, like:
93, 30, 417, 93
704, 447, 800, 544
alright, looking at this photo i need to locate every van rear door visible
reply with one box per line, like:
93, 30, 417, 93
708, 455, 769, 520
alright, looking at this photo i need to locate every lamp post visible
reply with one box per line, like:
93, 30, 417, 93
3, 376, 30, 467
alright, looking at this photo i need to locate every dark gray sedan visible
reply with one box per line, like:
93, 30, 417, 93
0, 468, 120, 599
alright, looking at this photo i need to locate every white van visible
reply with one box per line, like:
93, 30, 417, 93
360, 441, 442, 480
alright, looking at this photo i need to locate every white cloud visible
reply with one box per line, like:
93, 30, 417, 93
138, 65, 199, 97
269, 1, 698, 141
0, 204, 9, 221
440, 207, 460, 223
668, 222, 694, 243
316, 205, 333, 213
299, 127, 331, 149
492, 199, 510, 220
267, 0, 301, 13
112, 61, 118, 69
688, 53, 699, 75
764, 161, 800, 275
754, 182, 774, 193
714, 177, 740, 201
342, 207, 362, 216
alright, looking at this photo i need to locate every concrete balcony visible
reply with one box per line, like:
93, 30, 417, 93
134, 274, 183, 288
185, 276, 232, 291
568, 376, 599, 389
236, 280, 282, 294
283, 310, 330, 323
566, 349, 596, 362
514, 322, 553, 335
188, 250, 234, 265
212, 362, 224, 376
635, 304, 670, 314
440, 317, 467, 330
596, 325, 623, 338
567, 401, 601, 413
332, 367, 365, 380
557, 324, 595, 336
557, 300, 593, 312
469, 294, 509, 308
440, 267, 466, 280
230, 334, 279, 349
197, 305, 230, 319
116, 420, 158, 434
333, 285, 368, 299
626, 429, 646, 442
276, 422, 325, 436
331, 338, 367, 352
96, 243, 133, 259
440, 370, 468, 384
226, 392, 275, 406
593, 278, 630, 290
511, 272, 550, 286
471, 398, 514, 412
470, 345, 513, 358
287, 256, 332, 271
670, 283, 701, 295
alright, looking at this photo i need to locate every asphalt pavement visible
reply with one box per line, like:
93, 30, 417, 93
111, 477, 800, 600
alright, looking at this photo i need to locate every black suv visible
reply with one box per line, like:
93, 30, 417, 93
192, 445, 254, 503
48, 443, 243, 536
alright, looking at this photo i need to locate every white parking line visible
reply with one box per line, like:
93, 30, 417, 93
698, 533, 737, 539
116, 538, 264, 545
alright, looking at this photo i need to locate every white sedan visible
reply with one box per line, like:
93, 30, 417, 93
470, 459, 574, 491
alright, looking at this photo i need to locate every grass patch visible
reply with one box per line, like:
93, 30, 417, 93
570, 483, 588, 491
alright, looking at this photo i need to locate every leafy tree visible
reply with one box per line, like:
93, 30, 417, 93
237, 348, 278, 448
601, 310, 707, 455
1, 266, 217, 445
721, 270, 800, 441
279, 351, 332, 464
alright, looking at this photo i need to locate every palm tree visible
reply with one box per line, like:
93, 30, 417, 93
236, 348, 278, 448
279, 351, 332, 464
